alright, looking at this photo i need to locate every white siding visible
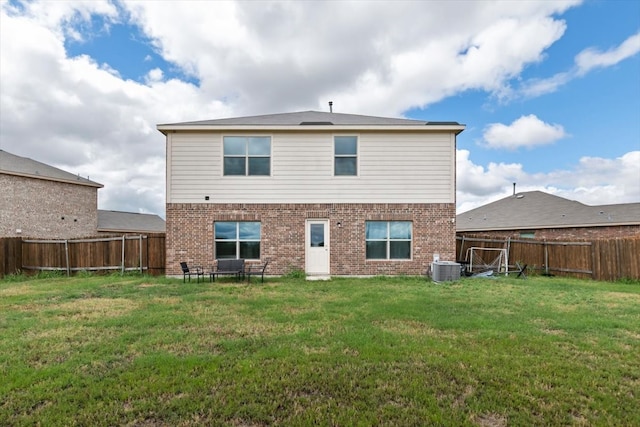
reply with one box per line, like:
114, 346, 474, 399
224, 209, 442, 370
167, 130, 455, 204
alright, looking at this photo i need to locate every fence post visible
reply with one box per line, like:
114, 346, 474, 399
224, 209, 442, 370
121, 235, 125, 275
544, 240, 549, 275
506, 237, 511, 275
139, 235, 143, 274
590, 240, 596, 280
65, 240, 70, 277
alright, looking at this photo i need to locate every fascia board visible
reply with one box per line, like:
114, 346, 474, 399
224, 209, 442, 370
1, 170, 104, 188
157, 124, 466, 134
457, 222, 640, 232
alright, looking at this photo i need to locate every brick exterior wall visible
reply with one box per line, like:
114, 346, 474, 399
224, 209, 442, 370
458, 225, 640, 241
0, 174, 99, 238
166, 203, 456, 276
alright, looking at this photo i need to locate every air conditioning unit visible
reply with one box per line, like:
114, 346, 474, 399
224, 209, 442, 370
431, 261, 461, 282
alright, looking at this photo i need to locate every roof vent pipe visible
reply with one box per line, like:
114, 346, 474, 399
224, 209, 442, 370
329, 101, 333, 113
513, 182, 516, 196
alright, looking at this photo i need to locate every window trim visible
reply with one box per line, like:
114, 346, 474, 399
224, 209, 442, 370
333, 135, 358, 177
365, 221, 413, 260
214, 221, 261, 260
223, 136, 272, 176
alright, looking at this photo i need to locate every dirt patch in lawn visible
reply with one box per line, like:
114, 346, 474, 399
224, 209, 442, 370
54, 297, 138, 320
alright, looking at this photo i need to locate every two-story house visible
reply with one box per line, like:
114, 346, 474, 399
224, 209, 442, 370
158, 111, 464, 277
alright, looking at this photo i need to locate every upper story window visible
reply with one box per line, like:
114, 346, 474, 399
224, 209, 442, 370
214, 221, 261, 259
223, 136, 271, 176
334, 136, 357, 176
365, 221, 412, 260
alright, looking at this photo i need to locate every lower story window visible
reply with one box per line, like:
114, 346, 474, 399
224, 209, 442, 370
214, 221, 261, 259
366, 221, 412, 260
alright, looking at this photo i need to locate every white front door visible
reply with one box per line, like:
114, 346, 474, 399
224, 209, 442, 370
305, 219, 329, 276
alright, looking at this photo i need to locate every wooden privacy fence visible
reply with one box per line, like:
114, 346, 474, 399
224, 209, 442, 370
457, 234, 640, 281
1, 237, 22, 279
0, 234, 165, 278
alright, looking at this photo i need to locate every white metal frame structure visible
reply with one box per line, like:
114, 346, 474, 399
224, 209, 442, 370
465, 247, 508, 275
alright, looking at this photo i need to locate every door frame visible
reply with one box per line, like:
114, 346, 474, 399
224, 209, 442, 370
305, 219, 330, 276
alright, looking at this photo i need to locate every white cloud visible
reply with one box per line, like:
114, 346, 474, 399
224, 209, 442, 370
119, 0, 577, 115
482, 115, 567, 150
576, 32, 640, 75
520, 32, 640, 98
520, 71, 572, 99
146, 68, 164, 83
543, 151, 640, 204
456, 150, 525, 196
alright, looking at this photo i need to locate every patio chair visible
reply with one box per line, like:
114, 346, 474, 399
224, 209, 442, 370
515, 262, 528, 279
246, 259, 269, 283
180, 262, 204, 283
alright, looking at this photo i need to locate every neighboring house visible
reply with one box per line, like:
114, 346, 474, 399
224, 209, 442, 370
456, 191, 640, 240
97, 210, 166, 234
0, 150, 165, 238
0, 149, 103, 238
158, 110, 464, 277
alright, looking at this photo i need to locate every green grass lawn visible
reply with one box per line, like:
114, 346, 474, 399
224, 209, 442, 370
1, 273, 638, 426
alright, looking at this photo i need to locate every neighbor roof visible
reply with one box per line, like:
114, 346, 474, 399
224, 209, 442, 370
97, 210, 166, 233
158, 110, 464, 133
456, 191, 640, 232
0, 150, 103, 188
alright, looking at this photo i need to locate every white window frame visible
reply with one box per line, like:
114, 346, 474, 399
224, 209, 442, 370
223, 136, 271, 176
365, 221, 413, 260
214, 221, 261, 260
333, 135, 358, 177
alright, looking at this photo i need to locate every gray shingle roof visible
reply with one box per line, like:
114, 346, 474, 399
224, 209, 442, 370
159, 110, 463, 127
0, 150, 102, 188
456, 191, 640, 232
97, 210, 165, 233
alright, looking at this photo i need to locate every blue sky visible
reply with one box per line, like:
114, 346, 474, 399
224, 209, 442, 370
413, 1, 639, 176
1, 0, 638, 216
63, 11, 198, 85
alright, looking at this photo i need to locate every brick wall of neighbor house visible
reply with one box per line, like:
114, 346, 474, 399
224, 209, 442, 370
0, 174, 98, 238
166, 203, 456, 276
458, 225, 640, 241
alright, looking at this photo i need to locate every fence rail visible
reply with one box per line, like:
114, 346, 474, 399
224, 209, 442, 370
0, 234, 165, 278
457, 234, 639, 281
